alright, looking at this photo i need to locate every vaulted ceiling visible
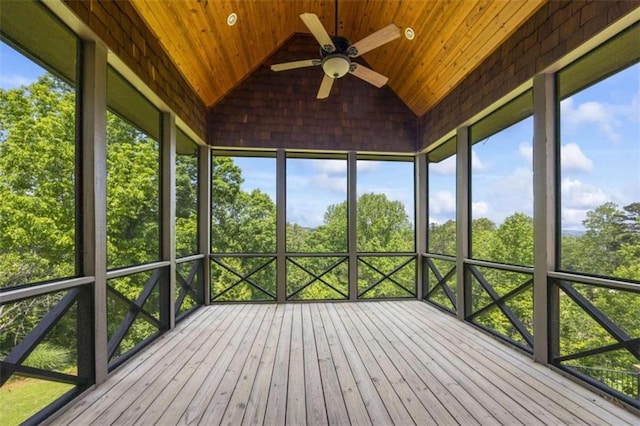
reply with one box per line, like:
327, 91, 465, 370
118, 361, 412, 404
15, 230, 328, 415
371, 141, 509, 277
130, 0, 546, 116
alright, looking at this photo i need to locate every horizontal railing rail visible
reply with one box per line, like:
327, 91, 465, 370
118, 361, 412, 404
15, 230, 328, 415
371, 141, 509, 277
549, 271, 640, 292
176, 253, 205, 264
106, 261, 171, 280
0, 276, 95, 304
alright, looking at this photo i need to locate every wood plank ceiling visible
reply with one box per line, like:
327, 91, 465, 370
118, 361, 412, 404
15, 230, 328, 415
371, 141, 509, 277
130, 0, 546, 116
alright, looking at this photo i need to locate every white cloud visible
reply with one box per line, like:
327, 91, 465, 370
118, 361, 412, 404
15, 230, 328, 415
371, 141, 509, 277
561, 177, 609, 209
561, 97, 622, 143
430, 156, 456, 175
518, 142, 593, 172
562, 208, 589, 230
519, 143, 533, 162
429, 190, 456, 214
286, 204, 324, 228
472, 150, 486, 171
561, 143, 594, 172
472, 201, 488, 216
0, 74, 33, 89
312, 174, 347, 193
358, 161, 381, 173
312, 160, 346, 174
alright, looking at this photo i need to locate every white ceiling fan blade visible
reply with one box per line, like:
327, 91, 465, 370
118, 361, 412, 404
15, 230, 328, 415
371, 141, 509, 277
317, 74, 334, 99
271, 59, 319, 72
349, 64, 388, 88
300, 13, 335, 52
349, 23, 401, 57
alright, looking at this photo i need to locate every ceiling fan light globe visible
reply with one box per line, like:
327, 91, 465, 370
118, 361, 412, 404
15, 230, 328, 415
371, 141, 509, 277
321, 55, 350, 79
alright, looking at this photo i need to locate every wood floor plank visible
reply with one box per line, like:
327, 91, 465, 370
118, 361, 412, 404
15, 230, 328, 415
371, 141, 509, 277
218, 304, 276, 426
286, 304, 307, 425
263, 304, 294, 425
144, 304, 252, 426
200, 305, 276, 424
381, 301, 575, 425
107, 305, 244, 425
333, 303, 434, 425
51, 301, 639, 426
352, 302, 485, 426
64, 306, 228, 425
239, 304, 285, 426
54, 307, 211, 424
372, 302, 526, 425
301, 304, 328, 426
398, 301, 596, 424
401, 300, 640, 425
346, 302, 463, 425
177, 304, 264, 425
318, 303, 393, 426
309, 303, 359, 426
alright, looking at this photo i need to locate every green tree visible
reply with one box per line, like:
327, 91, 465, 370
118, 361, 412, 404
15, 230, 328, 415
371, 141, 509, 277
0, 75, 76, 288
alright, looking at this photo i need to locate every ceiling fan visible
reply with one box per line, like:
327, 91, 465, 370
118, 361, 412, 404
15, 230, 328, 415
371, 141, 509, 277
270, 12, 401, 99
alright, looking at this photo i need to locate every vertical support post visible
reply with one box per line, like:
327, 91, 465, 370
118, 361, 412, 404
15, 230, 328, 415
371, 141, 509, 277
533, 73, 558, 364
348, 152, 358, 301
415, 153, 428, 300
456, 127, 470, 321
161, 112, 176, 329
276, 149, 287, 303
82, 41, 108, 385
198, 145, 211, 305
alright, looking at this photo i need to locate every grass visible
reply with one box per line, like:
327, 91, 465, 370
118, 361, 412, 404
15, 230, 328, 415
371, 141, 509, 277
0, 377, 74, 426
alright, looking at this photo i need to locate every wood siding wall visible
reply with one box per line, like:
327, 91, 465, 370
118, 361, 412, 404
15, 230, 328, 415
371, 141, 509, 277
418, 0, 639, 151
62, 0, 208, 140
208, 34, 418, 153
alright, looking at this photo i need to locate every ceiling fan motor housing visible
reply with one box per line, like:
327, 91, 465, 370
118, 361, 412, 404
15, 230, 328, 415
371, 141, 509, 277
320, 35, 356, 79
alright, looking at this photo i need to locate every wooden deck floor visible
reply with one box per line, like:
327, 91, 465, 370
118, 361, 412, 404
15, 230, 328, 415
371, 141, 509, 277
52, 301, 639, 425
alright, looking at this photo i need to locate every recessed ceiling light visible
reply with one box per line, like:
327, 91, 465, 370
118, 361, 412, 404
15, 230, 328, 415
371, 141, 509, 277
227, 12, 238, 26
404, 27, 415, 40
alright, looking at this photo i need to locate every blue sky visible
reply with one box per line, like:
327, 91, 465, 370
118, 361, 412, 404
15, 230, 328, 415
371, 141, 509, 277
2, 40, 638, 231
429, 63, 640, 231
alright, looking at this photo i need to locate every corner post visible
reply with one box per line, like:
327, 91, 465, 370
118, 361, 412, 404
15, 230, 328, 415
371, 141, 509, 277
456, 126, 471, 321
199, 146, 211, 304
161, 112, 176, 329
82, 40, 108, 384
533, 73, 558, 364
415, 153, 428, 300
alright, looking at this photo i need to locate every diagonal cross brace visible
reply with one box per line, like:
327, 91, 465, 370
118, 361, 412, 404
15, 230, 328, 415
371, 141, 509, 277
107, 268, 164, 360
358, 256, 416, 298
211, 257, 276, 300
286, 257, 348, 299
468, 265, 534, 348
175, 260, 203, 312
424, 258, 457, 307
468, 277, 533, 322
558, 280, 640, 361
1, 288, 79, 386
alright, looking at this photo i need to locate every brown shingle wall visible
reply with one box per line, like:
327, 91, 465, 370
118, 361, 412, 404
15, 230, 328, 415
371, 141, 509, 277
418, 0, 639, 151
208, 34, 418, 152
62, 0, 207, 141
